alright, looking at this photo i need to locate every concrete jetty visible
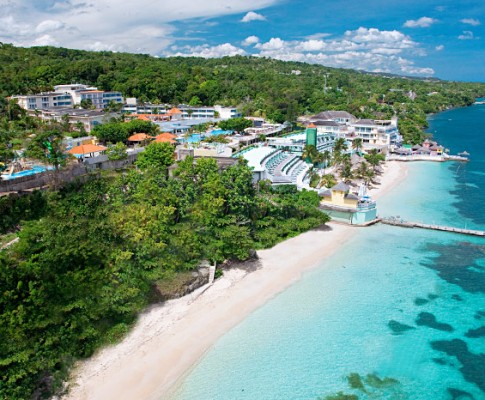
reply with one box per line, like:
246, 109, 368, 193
380, 217, 485, 237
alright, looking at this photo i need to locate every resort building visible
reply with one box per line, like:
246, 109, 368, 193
122, 99, 169, 115
239, 125, 326, 185
319, 182, 377, 225
352, 117, 402, 148
300, 110, 402, 151
266, 124, 336, 154
53, 84, 123, 109
12, 92, 73, 110
299, 110, 357, 125
122, 101, 241, 120
12, 84, 123, 111
30, 108, 119, 132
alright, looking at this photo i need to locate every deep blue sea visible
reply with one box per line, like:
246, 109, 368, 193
172, 103, 485, 400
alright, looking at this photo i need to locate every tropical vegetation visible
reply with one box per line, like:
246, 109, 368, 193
0, 156, 329, 399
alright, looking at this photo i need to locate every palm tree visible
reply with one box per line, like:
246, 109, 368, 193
313, 151, 324, 167
308, 167, 320, 188
364, 169, 375, 185
355, 160, 369, 179
333, 137, 348, 153
321, 150, 331, 173
320, 173, 337, 188
332, 138, 348, 170
339, 157, 353, 183
352, 138, 363, 155
355, 161, 375, 185
364, 149, 385, 172
301, 144, 319, 164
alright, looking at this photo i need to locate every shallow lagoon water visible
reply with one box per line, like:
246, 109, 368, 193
172, 104, 485, 400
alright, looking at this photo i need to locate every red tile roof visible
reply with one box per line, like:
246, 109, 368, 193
128, 133, 152, 142
154, 133, 177, 143
68, 144, 107, 155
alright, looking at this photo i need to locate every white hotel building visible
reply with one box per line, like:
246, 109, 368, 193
12, 84, 123, 111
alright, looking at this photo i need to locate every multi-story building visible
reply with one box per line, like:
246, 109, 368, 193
54, 84, 123, 109
300, 110, 402, 150
213, 105, 241, 119
30, 108, 119, 132
12, 84, 123, 111
352, 118, 402, 147
12, 92, 73, 110
122, 100, 241, 120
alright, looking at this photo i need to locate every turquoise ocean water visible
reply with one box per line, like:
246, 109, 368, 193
172, 103, 485, 400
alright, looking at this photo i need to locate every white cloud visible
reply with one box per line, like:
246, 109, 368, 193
0, 0, 278, 53
458, 31, 475, 40
171, 43, 246, 58
460, 18, 480, 26
305, 33, 332, 40
255, 37, 285, 50
403, 17, 438, 28
241, 11, 266, 23
435, 44, 444, 51
242, 35, 260, 46
32, 34, 59, 47
345, 27, 415, 48
296, 39, 327, 52
0, 16, 31, 37
370, 48, 402, 55
247, 28, 433, 77
35, 20, 65, 34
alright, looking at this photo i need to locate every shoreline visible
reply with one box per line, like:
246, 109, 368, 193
63, 160, 408, 400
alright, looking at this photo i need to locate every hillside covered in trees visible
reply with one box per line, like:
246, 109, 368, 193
1, 43, 484, 144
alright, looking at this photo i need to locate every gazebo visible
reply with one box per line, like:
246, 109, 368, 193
127, 133, 153, 144
154, 132, 177, 144
68, 144, 107, 158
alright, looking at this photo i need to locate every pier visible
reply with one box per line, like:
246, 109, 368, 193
386, 154, 469, 162
380, 217, 485, 237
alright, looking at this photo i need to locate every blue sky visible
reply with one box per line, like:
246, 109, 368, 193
0, 0, 483, 81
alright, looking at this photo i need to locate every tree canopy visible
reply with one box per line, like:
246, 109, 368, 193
93, 119, 158, 143
135, 141, 175, 173
218, 117, 252, 132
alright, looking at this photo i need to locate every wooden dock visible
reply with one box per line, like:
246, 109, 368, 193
380, 218, 485, 237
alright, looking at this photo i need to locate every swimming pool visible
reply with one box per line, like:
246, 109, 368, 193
179, 130, 233, 144
209, 129, 233, 136
1, 165, 52, 180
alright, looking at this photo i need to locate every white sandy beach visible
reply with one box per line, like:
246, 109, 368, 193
63, 160, 408, 400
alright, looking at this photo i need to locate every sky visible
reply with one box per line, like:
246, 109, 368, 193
0, 0, 483, 82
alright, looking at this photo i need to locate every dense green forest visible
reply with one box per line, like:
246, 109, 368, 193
0, 154, 328, 399
0, 43, 484, 144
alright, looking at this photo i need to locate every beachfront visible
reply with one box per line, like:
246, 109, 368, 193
63, 161, 407, 400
